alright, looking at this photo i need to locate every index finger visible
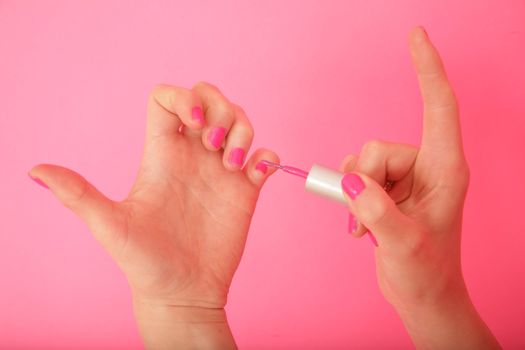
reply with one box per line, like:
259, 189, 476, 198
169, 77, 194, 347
409, 27, 464, 161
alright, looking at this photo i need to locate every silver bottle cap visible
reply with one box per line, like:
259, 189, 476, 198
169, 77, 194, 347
305, 164, 347, 205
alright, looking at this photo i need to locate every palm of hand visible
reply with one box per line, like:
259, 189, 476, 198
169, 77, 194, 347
116, 134, 259, 308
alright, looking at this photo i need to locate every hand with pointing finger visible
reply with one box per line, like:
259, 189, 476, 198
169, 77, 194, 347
28, 82, 280, 349
339, 27, 500, 349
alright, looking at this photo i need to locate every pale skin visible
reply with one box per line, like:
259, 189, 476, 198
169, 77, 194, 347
28, 27, 500, 349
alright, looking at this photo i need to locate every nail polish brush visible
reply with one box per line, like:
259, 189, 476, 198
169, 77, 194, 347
261, 160, 347, 204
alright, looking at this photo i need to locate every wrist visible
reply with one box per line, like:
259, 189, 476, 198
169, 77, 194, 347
132, 297, 237, 349
133, 297, 229, 323
395, 281, 500, 349
395, 277, 471, 322
129, 282, 229, 310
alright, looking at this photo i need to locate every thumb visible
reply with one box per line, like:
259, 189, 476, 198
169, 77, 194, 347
28, 164, 125, 252
341, 172, 419, 248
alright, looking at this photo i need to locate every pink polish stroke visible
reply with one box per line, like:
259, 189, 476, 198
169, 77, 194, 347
29, 174, 49, 189
260, 160, 309, 179
255, 161, 268, 174
208, 127, 226, 148
367, 231, 379, 247
229, 147, 245, 166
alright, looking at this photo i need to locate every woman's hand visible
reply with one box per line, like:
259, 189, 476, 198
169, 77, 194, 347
339, 27, 500, 349
28, 82, 279, 349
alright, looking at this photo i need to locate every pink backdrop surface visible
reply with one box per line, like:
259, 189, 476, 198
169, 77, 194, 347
1, 1, 524, 348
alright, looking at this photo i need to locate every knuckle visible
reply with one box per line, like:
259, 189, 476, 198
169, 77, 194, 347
151, 83, 166, 94
232, 104, 254, 138
361, 139, 385, 157
65, 177, 90, 210
358, 140, 386, 176
149, 84, 163, 101
233, 103, 247, 116
151, 84, 187, 108
192, 80, 206, 90
427, 87, 459, 112
244, 122, 255, 139
192, 80, 219, 92
188, 89, 201, 105
166, 91, 181, 110
214, 101, 235, 120
150, 83, 174, 97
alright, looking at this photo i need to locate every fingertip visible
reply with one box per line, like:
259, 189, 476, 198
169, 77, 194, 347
257, 152, 280, 178
409, 26, 428, 44
408, 27, 431, 64
28, 165, 39, 178
339, 154, 358, 173
28, 163, 46, 173
28, 170, 49, 189
27, 163, 55, 182
244, 149, 280, 188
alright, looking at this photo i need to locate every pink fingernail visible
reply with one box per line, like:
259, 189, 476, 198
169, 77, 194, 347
367, 230, 379, 247
341, 173, 365, 200
348, 213, 358, 234
255, 161, 268, 174
28, 174, 49, 189
191, 106, 205, 125
229, 147, 245, 166
208, 127, 226, 149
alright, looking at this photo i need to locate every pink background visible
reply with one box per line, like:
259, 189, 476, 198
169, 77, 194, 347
1, 1, 524, 348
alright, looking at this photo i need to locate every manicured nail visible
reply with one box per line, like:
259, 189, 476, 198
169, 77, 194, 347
191, 106, 205, 125
348, 213, 358, 234
341, 173, 365, 200
28, 174, 49, 189
366, 230, 379, 247
229, 147, 245, 166
255, 161, 268, 174
208, 127, 226, 149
